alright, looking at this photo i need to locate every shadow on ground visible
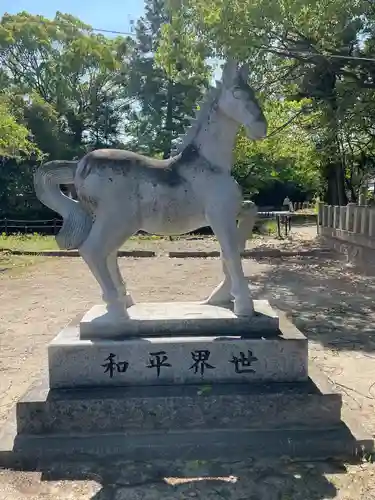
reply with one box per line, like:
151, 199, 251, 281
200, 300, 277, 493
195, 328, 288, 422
4, 458, 343, 500
247, 253, 375, 353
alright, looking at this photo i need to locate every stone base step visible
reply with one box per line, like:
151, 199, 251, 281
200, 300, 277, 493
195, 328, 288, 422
0, 425, 371, 466
17, 370, 339, 435
0, 363, 373, 465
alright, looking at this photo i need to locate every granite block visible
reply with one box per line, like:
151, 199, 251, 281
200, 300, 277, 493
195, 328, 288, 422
0, 363, 372, 464
79, 300, 279, 339
2, 426, 372, 465
48, 319, 307, 388
17, 368, 340, 435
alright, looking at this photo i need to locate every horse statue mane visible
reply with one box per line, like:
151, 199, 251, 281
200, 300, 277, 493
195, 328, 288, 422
173, 83, 222, 155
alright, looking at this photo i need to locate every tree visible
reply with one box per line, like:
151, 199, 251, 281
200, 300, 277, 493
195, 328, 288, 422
0, 11, 132, 157
0, 98, 38, 159
160, 0, 375, 204
125, 0, 210, 158
0, 95, 43, 216
0, 11, 132, 216
233, 98, 320, 201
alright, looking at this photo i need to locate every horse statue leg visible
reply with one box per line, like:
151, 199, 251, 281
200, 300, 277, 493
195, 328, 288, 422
107, 251, 134, 308
202, 263, 231, 306
79, 214, 136, 317
206, 209, 253, 316
202, 203, 257, 308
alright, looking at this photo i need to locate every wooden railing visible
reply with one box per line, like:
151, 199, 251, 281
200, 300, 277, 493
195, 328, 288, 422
318, 202, 375, 268
1, 202, 315, 238
318, 203, 375, 238
0, 218, 62, 235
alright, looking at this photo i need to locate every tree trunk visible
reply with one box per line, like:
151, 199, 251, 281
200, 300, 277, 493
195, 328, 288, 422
324, 162, 348, 205
335, 162, 348, 205
325, 163, 338, 205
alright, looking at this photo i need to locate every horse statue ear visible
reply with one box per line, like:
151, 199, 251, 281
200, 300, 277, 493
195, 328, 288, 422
239, 63, 250, 82
222, 58, 238, 86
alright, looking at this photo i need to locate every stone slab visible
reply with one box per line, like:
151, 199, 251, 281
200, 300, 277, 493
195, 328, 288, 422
2, 424, 369, 466
79, 300, 279, 339
48, 315, 307, 388
0, 364, 373, 465
17, 368, 339, 435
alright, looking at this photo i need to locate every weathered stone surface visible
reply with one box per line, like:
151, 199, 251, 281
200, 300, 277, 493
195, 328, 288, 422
2, 423, 370, 465
0, 364, 372, 465
49, 315, 306, 389
79, 300, 279, 339
17, 369, 340, 435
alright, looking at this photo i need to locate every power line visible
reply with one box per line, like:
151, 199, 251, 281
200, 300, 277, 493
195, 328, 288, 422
4, 16, 375, 65
85, 27, 135, 36
2, 15, 136, 36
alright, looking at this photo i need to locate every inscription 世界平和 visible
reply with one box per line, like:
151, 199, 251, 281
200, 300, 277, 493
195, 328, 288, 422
102, 353, 129, 378
146, 351, 172, 377
229, 350, 258, 374
190, 349, 215, 376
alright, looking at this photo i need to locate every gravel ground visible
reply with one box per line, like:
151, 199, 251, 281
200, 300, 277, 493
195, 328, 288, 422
1, 225, 375, 500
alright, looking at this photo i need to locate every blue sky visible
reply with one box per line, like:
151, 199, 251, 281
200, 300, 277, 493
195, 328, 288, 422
1, 0, 144, 34
1, 0, 222, 79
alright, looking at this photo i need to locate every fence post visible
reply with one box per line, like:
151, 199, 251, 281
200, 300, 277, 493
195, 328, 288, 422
333, 206, 340, 229
353, 206, 361, 233
4, 218, 7, 235
327, 205, 333, 227
324, 205, 329, 227
369, 209, 375, 238
318, 202, 323, 227
361, 206, 370, 236
346, 203, 355, 232
276, 216, 281, 238
339, 206, 346, 230
53, 218, 57, 235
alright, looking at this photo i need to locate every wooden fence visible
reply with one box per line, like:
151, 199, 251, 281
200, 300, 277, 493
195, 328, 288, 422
0, 218, 62, 235
1, 213, 292, 238
293, 201, 315, 211
1, 202, 316, 238
318, 202, 375, 269
318, 202, 375, 239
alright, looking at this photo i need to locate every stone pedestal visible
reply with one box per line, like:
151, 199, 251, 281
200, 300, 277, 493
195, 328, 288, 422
49, 300, 306, 389
49, 316, 306, 389
79, 300, 279, 339
0, 301, 373, 465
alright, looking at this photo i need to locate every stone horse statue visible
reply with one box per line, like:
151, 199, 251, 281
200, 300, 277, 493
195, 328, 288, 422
34, 59, 267, 318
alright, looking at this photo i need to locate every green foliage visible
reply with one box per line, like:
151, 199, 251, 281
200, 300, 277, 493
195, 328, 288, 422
164, 0, 375, 204
0, 11, 131, 156
5, 0, 371, 220
125, 0, 210, 157
233, 98, 320, 198
0, 98, 38, 159
0, 11, 132, 216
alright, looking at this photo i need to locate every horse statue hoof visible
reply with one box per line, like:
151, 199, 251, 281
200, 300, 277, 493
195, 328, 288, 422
105, 301, 129, 320
234, 301, 254, 317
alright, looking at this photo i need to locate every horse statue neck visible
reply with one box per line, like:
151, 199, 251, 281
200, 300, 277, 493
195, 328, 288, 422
193, 105, 238, 172
175, 85, 239, 173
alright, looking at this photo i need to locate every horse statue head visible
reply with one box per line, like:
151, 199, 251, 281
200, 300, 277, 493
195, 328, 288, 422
217, 59, 267, 140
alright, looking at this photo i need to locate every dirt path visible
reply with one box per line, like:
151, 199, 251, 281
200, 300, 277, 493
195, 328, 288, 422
1, 226, 375, 499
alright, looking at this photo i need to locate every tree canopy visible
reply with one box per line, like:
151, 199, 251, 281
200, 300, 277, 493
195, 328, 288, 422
2, 0, 375, 219
160, 0, 375, 204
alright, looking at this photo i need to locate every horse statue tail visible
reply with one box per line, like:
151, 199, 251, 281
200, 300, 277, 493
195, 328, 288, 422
33, 160, 93, 250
